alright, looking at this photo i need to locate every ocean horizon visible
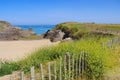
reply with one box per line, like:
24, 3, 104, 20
15, 25, 55, 34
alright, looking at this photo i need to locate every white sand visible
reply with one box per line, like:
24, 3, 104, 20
0, 39, 58, 61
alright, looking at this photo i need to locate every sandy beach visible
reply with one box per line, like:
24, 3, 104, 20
0, 39, 59, 80
0, 39, 58, 61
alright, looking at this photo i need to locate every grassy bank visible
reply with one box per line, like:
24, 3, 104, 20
0, 35, 119, 80
54, 22, 120, 39
0, 22, 120, 79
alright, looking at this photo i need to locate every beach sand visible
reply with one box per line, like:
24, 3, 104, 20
0, 39, 59, 80
0, 39, 58, 61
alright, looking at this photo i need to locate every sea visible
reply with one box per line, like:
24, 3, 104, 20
15, 25, 55, 34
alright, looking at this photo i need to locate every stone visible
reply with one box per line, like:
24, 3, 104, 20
0, 21, 35, 40
63, 37, 72, 41
44, 30, 65, 42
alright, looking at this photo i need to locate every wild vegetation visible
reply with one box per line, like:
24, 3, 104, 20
0, 22, 120, 80
54, 22, 120, 39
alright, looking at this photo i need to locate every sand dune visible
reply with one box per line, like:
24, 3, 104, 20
0, 39, 58, 61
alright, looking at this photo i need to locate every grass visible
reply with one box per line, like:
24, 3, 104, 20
0, 21, 10, 31
0, 24, 5, 31
19, 35, 43, 40
54, 22, 120, 39
0, 22, 120, 79
0, 35, 119, 80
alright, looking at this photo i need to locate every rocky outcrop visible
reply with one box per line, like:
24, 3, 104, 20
0, 21, 13, 31
0, 21, 35, 40
44, 30, 65, 42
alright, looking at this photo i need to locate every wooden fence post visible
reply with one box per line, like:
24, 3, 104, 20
72, 55, 74, 80
40, 64, 44, 80
54, 61, 57, 80
20, 71, 24, 80
30, 66, 35, 80
10, 75, 13, 80
76, 54, 78, 80
81, 52, 85, 78
68, 53, 71, 80
64, 55, 66, 80
81, 52, 83, 78
65, 52, 70, 80
83, 52, 86, 71
60, 57, 62, 80
79, 54, 81, 75
48, 62, 51, 80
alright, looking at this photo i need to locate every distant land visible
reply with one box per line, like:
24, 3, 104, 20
1, 21, 120, 41
0, 21, 40, 40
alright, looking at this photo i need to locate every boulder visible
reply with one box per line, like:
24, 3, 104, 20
44, 30, 65, 42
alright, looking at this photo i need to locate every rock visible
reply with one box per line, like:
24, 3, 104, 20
0, 21, 13, 31
63, 37, 72, 41
44, 30, 65, 42
28, 27, 33, 31
0, 21, 35, 40
44, 30, 54, 39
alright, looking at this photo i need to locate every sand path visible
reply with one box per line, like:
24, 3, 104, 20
0, 39, 58, 61
0, 39, 59, 80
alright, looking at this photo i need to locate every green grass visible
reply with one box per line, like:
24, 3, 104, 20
19, 35, 42, 40
0, 24, 5, 31
0, 22, 120, 79
0, 21, 10, 31
54, 22, 120, 39
0, 35, 118, 80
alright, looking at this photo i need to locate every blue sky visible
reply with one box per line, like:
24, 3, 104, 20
0, 0, 120, 24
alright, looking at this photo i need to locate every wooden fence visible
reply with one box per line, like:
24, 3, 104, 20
9, 52, 86, 80
2, 37, 120, 80
102, 37, 120, 48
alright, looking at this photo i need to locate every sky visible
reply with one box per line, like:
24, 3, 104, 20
0, 0, 120, 25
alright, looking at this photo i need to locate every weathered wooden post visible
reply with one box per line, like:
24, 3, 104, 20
72, 55, 74, 80
54, 61, 57, 80
10, 75, 13, 80
81, 52, 85, 78
68, 53, 71, 80
79, 54, 81, 76
65, 52, 71, 80
30, 66, 35, 80
40, 64, 44, 80
20, 71, 24, 80
60, 57, 62, 80
76, 54, 78, 80
48, 62, 51, 80
81, 52, 83, 78
64, 55, 66, 80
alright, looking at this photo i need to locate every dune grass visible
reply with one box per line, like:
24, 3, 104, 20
0, 35, 119, 80
19, 35, 42, 40
54, 22, 120, 39
1, 22, 120, 79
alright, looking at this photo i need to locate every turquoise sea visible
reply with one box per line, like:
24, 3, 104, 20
15, 25, 55, 34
